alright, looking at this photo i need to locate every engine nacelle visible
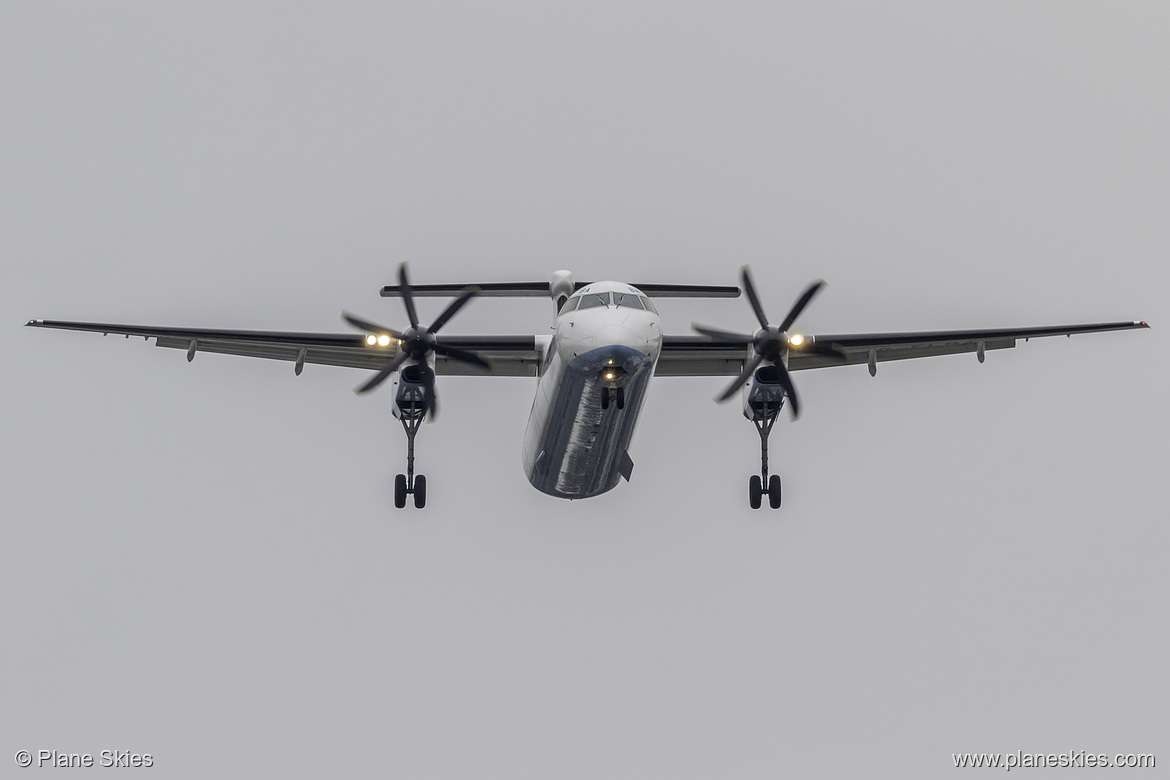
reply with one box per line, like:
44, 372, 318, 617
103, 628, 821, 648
392, 363, 433, 420
742, 363, 787, 421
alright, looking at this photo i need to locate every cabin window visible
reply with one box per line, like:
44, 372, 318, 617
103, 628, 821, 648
577, 293, 611, 310
613, 293, 644, 310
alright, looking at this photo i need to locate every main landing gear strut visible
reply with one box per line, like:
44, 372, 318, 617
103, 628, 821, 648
394, 401, 427, 509
748, 401, 782, 510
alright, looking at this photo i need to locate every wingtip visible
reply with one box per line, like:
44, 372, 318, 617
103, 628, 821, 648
1139, 320, 1150, 328
26, 319, 41, 326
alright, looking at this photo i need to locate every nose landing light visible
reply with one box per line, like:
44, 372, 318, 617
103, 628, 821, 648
599, 366, 627, 383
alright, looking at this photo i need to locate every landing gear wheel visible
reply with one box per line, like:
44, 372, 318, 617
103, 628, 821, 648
749, 475, 763, 509
616, 386, 625, 409
768, 474, 782, 509
601, 387, 610, 410
413, 475, 427, 509
394, 474, 408, 509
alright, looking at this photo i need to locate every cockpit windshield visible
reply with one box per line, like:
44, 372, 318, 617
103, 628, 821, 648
613, 293, 644, 310
577, 292, 611, 310
567, 290, 657, 314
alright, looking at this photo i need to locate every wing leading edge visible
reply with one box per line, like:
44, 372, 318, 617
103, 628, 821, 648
656, 320, 1149, 376
25, 320, 542, 377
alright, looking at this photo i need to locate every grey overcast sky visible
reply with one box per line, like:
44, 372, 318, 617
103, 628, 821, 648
2, 2, 1167, 777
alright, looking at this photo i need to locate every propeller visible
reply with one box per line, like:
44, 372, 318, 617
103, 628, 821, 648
692, 266, 846, 417
343, 263, 490, 417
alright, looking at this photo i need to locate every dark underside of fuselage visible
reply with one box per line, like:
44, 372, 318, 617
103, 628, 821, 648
529, 345, 652, 499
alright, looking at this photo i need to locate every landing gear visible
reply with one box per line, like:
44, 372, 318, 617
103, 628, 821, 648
413, 474, 427, 509
767, 474, 782, 509
748, 401, 782, 509
601, 386, 625, 410
394, 474, 408, 508
394, 399, 428, 510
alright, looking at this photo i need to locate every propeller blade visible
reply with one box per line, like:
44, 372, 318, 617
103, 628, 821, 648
421, 369, 438, 420
716, 352, 764, 403
428, 286, 480, 334
342, 312, 404, 339
772, 360, 801, 419
778, 279, 827, 333
398, 262, 420, 329
354, 351, 410, 394
431, 342, 493, 371
741, 266, 771, 330
692, 323, 755, 344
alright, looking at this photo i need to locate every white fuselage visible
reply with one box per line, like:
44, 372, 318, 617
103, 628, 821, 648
522, 282, 663, 498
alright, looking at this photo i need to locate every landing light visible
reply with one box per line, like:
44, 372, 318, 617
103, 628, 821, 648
789, 333, 805, 347
365, 334, 377, 346
605, 372, 615, 381
377, 334, 392, 347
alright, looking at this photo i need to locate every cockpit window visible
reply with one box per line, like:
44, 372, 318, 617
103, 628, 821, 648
577, 293, 611, 310
560, 295, 580, 313
639, 295, 657, 314
613, 293, 644, 310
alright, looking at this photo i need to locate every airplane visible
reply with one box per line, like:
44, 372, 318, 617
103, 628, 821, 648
26, 265, 1148, 509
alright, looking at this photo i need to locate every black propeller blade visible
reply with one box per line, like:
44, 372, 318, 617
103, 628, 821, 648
770, 359, 801, 418
778, 278, 826, 333
342, 263, 490, 411
431, 342, 492, 371
741, 265, 771, 331
428, 286, 479, 334
693, 324, 755, 344
398, 263, 420, 330
342, 312, 404, 340
694, 267, 838, 418
716, 353, 763, 402
355, 351, 411, 394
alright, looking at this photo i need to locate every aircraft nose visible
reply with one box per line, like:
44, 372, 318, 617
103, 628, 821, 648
596, 324, 636, 346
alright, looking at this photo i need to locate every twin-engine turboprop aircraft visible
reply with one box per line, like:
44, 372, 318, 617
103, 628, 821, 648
27, 265, 1148, 509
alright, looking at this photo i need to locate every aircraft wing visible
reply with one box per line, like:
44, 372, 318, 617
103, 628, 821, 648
25, 320, 543, 377
656, 320, 1149, 376
27, 318, 1149, 379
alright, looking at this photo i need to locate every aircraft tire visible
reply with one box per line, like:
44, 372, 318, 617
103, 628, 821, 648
768, 475, 782, 509
749, 475, 762, 509
413, 475, 427, 509
394, 474, 408, 509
